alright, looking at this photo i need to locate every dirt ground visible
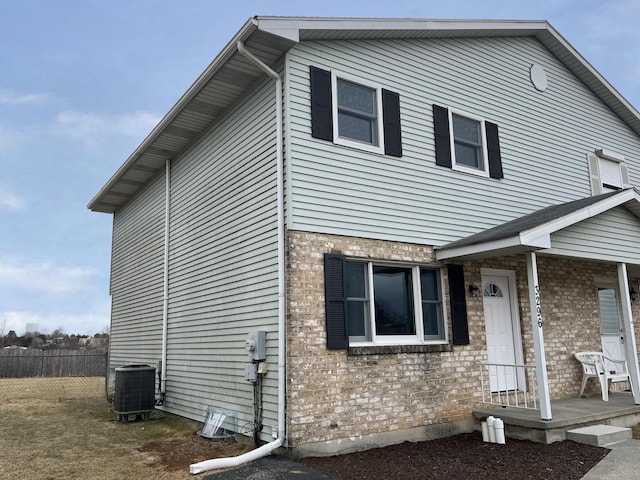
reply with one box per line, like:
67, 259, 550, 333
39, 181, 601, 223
0, 378, 632, 480
137, 430, 614, 480
298, 433, 610, 480
140, 430, 612, 480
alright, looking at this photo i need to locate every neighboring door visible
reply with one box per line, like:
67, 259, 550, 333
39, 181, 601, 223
597, 286, 625, 371
482, 272, 519, 392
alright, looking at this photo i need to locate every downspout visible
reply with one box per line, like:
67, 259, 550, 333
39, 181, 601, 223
189, 41, 286, 474
160, 158, 170, 403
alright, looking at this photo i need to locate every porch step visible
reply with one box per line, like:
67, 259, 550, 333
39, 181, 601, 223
567, 425, 632, 447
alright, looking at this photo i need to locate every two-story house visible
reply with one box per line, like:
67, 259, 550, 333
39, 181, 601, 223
89, 16, 640, 465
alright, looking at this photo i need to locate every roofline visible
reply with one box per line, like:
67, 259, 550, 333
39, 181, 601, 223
254, 17, 640, 135
87, 18, 260, 211
521, 189, 640, 240
436, 189, 640, 261
255, 17, 552, 38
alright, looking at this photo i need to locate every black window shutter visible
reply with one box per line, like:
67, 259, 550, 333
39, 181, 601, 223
382, 89, 402, 157
324, 253, 348, 349
433, 105, 452, 168
485, 121, 504, 179
447, 264, 470, 345
310, 66, 333, 141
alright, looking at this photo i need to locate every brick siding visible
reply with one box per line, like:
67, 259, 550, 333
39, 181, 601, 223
286, 230, 639, 452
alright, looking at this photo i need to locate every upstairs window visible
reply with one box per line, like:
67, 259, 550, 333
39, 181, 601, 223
587, 149, 631, 195
309, 66, 402, 157
336, 77, 380, 147
433, 104, 503, 179
451, 112, 487, 173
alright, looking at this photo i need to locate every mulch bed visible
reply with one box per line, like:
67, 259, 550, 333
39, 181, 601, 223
299, 432, 609, 480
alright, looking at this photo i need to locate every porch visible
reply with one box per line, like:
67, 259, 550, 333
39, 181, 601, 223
473, 391, 640, 444
437, 189, 640, 423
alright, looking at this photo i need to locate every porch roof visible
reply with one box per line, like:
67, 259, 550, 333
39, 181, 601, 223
435, 188, 640, 261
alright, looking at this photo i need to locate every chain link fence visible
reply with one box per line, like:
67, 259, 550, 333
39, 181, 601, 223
0, 350, 108, 400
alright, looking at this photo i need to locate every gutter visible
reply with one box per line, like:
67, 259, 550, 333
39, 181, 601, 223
189, 40, 286, 475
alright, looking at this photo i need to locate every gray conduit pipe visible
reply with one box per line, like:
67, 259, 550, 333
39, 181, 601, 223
189, 40, 286, 475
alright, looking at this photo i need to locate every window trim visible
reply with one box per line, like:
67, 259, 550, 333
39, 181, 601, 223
331, 71, 385, 155
594, 278, 622, 335
346, 259, 448, 347
587, 149, 630, 195
448, 108, 490, 177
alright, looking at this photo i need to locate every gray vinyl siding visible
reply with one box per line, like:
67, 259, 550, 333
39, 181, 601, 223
546, 206, 640, 263
286, 36, 640, 246
163, 74, 279, 440
109, 170, 166, 370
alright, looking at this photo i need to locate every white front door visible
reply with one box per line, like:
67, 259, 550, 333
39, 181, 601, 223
483, 272, 519, 392
597, 286, 625, 371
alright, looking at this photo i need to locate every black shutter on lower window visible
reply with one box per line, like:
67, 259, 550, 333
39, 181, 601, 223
485, 121, 504, 179
310, 66, 333, 142
433, 105, 452, 168
382, 89, 402, 157
324, 253, 348, 349
447, 264, 470, 345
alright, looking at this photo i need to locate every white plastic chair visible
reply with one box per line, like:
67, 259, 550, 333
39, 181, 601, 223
574, 351, 635, 401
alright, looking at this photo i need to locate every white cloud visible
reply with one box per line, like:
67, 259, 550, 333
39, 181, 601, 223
0, 304, 110, 336
0, 189, 25, 211
0, 87, 49, 106
55, 110, 162, 140
0, 257, 96, 295
0, 124, 23, 149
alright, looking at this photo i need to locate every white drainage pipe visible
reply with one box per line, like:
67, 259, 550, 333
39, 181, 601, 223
189, 39, 287, 475
494, 418, 506, 444
481, 416, 506, 444
481, 419, 489, 442
487, 416, 496, 443
190, 437, 284, 474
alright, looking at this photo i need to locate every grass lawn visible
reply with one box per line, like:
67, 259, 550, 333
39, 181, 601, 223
0, 378, 251, 480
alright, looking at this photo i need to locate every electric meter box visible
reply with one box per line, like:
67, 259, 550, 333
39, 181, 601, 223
245, 363, 257, 383
245, 331, 267, 361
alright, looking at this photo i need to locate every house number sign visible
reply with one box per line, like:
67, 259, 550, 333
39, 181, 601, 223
535, 285, 543, 328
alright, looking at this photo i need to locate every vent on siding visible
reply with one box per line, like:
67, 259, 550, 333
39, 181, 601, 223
113, 365, 156, 422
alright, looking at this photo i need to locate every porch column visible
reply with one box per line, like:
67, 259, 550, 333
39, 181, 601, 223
526, 252, 552, 420
617, 263, 640, 404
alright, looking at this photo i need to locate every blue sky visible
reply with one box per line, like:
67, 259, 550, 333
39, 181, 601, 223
1, 0, 639, 336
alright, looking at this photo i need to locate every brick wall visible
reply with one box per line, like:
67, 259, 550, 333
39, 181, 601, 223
286, 230, 638, 454
470, 256, 633, 398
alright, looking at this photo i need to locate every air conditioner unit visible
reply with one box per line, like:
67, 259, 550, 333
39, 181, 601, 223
113, 364, 156, 423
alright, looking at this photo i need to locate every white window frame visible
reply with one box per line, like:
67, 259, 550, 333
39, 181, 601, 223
596, 149, 627, 193
331, 71, 385, 155
346, 260, 448, 347
448, 108, 489, 177
594, 278, 622, 336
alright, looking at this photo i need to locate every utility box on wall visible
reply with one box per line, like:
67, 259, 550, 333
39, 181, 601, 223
245, 331, 267, 361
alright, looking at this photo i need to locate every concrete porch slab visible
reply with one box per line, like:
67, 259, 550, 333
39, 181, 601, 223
567, 425, 632, 446
473, 392, 640, 444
